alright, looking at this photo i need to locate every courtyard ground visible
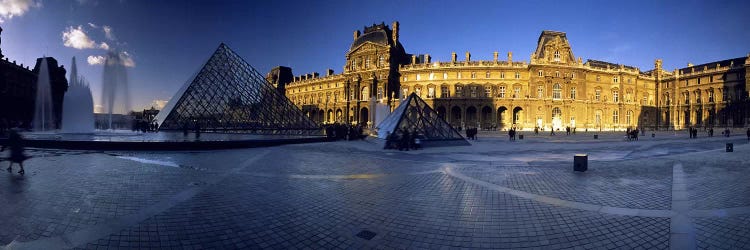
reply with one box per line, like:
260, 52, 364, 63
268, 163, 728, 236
1, 130, 749, 249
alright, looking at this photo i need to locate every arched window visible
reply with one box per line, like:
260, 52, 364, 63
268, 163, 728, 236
361, 86, 369, 101
553, 83, 562, 99
552, 107, 562, 119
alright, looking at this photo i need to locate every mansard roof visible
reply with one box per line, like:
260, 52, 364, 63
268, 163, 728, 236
678, 57, 747, 73
586, 59, 638, 71
532, 30, 575, 63
350, 23, 393, 50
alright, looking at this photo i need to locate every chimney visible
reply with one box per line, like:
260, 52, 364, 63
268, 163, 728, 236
411, 55, 417, 64
507, 52, 513, 63
327, 69, 334, 76
451, 52, 457, 63
465, 51, 471, 62
353, 30, 360, 40
424, 54, 430, 64
493, 51, 499, 62
391, 21, 399, 43
313, 72, 319, 78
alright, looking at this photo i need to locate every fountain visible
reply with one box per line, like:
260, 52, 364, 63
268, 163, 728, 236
61, 57, 95, 133
101, 51, 131, 130
33, 57, 54, 131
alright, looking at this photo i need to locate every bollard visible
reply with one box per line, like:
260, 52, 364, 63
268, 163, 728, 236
519, 134, 524, 140
574, 154, 588, 172
594, 134, 598, 139
726, 143, 733, 152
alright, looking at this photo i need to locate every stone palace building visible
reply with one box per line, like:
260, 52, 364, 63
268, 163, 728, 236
268, 21, 749, 131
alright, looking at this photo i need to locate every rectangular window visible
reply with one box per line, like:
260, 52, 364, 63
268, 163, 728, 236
416, 74, 421, 81
500, 72, 505, 79
613, 91, 619, 102
595, 89, 601, 101
697, 78, 701, 84
402, 88, 408, 99
365, 57, 370, 68
443, 72, 448, 79
428, 87, 435, 98
429, 72, 434, 80
596, 75, 600, 82
471, 72, 476, 79
570, 87, 576, 99
499, 86, 506, 98
486, 72, 491, 78
643, 96, 648, 105
538, 70, 543, 77
441, 86, 449, 98
484, 86, 491, 97
456, 86, 463, 97
613, 110, 619, 124
555, 71, 560, 77
514, 87, 521, 98
470, 86, 477, 97
571, 73, 575, 79
710, 75, 714, 82
515, 72, 521, 79
537, 86, 544, 98
708, 91, 714, 102
613, 76, 618, 83
458, 72, 462, 79
377, 87, 383, 100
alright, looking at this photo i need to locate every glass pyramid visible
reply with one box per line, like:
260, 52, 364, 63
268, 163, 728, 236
155, 43, 320, 135
376, 93, 468, 145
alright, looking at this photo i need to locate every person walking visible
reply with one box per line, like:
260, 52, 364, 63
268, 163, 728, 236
2, 130, 29, 175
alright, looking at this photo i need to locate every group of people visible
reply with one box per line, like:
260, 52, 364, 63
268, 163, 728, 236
384, 129, 421, 151
508, 128, 518, 141
465, 128, 478, 140
626, 128, 640, 141
323, 123, 365, 141
1, 129, 28, 175
132, 120, 159, 133
533, 126, 576, 136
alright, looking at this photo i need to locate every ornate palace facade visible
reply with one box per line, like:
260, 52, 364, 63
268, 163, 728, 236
275, 22, 749, 131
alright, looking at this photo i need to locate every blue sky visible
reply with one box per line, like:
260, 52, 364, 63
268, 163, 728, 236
1, 0, 748, 111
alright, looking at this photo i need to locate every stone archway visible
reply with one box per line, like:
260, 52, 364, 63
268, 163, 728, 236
481, 106, 492, 129
512, 106, 523, 125
466, 106, 478, 128
360, 107, 369, 126
497, 106, 508, 130
436, 106, 447, 120
451, 106, 462, 129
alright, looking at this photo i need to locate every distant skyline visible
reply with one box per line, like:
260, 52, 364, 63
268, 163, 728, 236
1, 0, 748, 112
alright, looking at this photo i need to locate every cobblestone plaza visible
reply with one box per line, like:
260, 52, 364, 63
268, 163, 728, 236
1, 131, 749, 249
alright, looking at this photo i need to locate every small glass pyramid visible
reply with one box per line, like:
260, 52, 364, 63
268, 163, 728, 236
156, 43, 320, 135
377, 93, 468, 145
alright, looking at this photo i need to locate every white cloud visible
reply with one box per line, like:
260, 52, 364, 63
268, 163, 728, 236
87, 22, 98, 28
99, 42, 109, 50
147, 100, 168, 110
103, 25, 116, 41
0, 0, 41, 23
87, 55, 105, 65
62, 25, 97, 49
119, 51, 135, 67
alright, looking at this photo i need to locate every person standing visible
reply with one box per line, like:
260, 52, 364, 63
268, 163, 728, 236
2, 130, 28, 175
746, 128, 749, 141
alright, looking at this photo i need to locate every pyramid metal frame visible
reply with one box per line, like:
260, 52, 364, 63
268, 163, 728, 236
155, 43, 320, 135
377, 93, 468, 145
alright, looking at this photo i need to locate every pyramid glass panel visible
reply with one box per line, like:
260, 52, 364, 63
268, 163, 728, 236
376, 93, 468, 146
155, 43, 320, 135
